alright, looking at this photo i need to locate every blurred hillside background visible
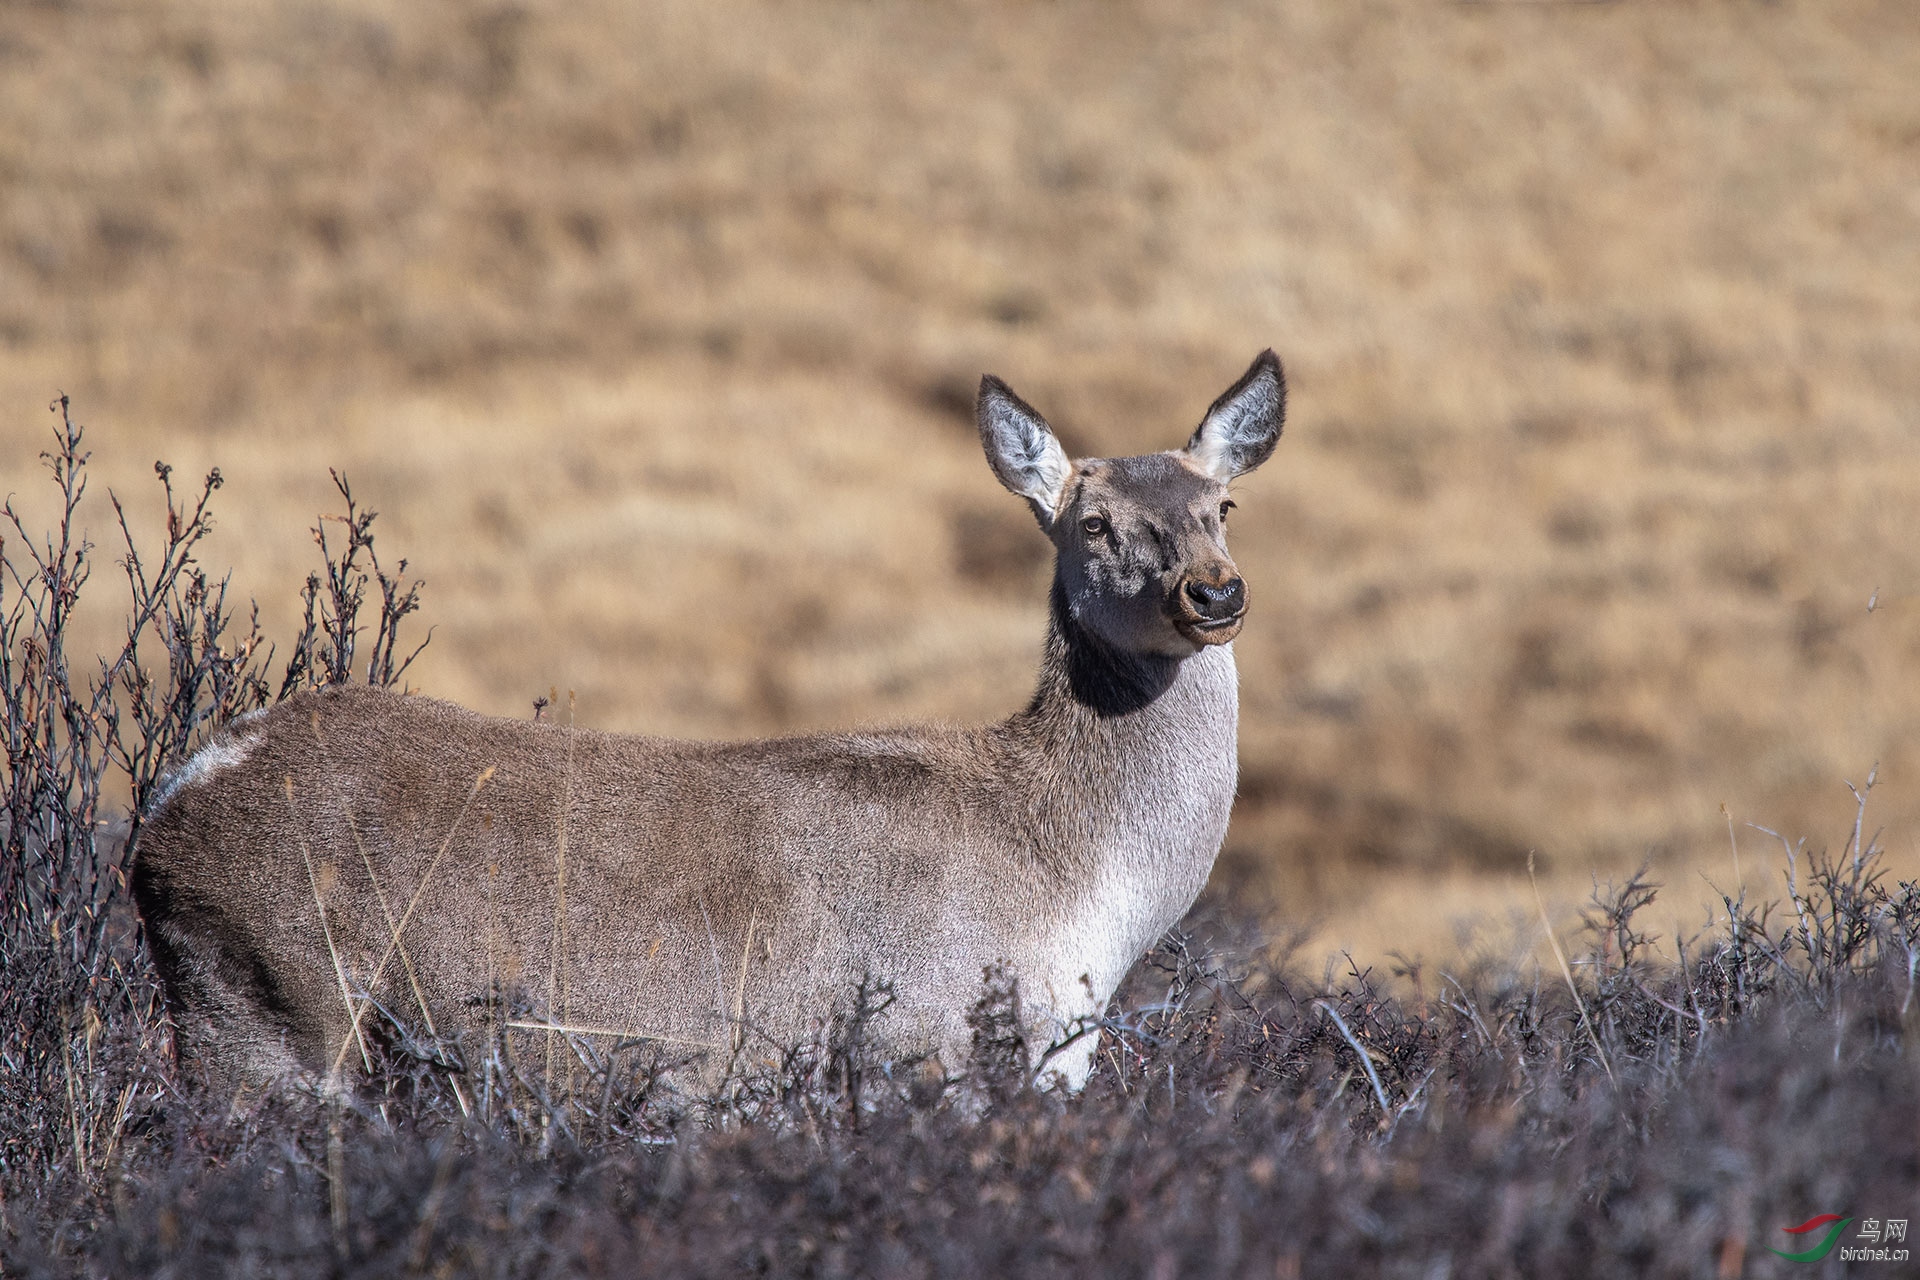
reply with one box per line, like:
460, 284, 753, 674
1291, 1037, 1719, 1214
3, 0, 1916, 964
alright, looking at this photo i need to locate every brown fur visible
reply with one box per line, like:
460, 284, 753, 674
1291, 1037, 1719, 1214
131, 352, 1287, 1092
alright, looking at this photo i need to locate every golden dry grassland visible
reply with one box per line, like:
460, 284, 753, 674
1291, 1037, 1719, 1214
3, 0, 1917, 965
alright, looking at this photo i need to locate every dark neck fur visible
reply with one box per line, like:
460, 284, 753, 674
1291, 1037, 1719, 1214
1027, 577, 1180, 721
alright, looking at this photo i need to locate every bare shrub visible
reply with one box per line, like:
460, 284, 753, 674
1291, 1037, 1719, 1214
4, 400, 1918, 1277
0, 397, 425, 1212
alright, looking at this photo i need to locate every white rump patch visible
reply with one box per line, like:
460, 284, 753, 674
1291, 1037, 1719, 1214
149, 736, 257, 813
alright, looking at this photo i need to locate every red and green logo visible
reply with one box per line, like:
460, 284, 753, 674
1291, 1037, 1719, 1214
1770, 1214, 1854, 1263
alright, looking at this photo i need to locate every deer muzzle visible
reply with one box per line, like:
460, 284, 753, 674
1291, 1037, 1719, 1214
1173, 572, 1246, 645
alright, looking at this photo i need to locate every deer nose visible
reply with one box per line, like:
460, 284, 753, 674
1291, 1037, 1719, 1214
1184, 577, 1245, 620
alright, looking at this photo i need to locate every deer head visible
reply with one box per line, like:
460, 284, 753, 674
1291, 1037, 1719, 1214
977, 351, 1285, 658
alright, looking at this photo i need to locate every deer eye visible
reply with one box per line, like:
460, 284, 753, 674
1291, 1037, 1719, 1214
1082, 515, 1108, 537
1219, 500, 1236, 522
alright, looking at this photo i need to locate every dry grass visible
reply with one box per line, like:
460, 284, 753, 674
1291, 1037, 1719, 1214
3, 0, 1919, 961
4, 409, 1919, 1277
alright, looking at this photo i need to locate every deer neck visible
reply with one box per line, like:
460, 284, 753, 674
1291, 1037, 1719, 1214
1005, 579, 1240, 982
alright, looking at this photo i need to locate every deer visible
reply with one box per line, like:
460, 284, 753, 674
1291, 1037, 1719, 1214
130, 351, 1286, 1097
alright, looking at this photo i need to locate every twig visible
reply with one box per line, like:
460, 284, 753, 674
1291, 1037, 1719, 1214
1753, 824, 1817, 973
1313, 999, 1391, 1119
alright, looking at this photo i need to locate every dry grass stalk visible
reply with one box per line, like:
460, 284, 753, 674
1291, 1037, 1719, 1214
1528, 851, 1618, 1091
329, 766, 496, 1078
731, 913, 759, 1058
546, 692, 577, 1097
347, 814, 471, 1117
286, 775, 373, 1079
502, 1019, 721, 1051
326, 1098, 348, 1259
406, 1139, 461, 1271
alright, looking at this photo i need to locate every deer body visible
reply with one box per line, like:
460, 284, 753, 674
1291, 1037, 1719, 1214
132, 354, 1285, 1093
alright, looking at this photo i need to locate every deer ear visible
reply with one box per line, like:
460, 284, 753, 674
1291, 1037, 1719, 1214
977, 375, 1072, 527
1185, 350, 1285, 481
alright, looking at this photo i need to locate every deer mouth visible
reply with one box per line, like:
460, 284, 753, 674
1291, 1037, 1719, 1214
1173, 612, 1244, 647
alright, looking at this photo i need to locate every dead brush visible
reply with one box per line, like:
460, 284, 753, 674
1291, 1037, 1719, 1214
0, 397, 426, 1210
5, 399, 1920, 1276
